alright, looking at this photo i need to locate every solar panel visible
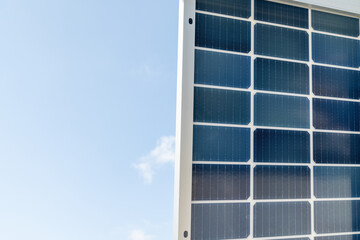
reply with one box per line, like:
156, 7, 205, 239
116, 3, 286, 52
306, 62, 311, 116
175, 0, 360, 240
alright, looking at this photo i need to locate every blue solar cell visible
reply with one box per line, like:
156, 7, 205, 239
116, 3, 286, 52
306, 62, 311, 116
254, 165, 311, 199
313, 65, 360, 100
192, 164, 250, 200
254, 58, 309, 94
316, 234, 360, 240
255, 24, 309, 61
196, 0, 251, 18
254, 93, 310, 128
191, 203, 250, 240
312, 10, 359, 37
312, 33, 360, 68
194, 87, 251, 125
255, 0, 308, 28
195, 49, 251, 89
254, 129, 310, 163
313, 98, 360, 132
313, 132, 360, 164
314, 166, 360, 198
195, 13, 251, 53
193, 125, 250, 162
254, 202, 311, 237
315, 200, 360, 234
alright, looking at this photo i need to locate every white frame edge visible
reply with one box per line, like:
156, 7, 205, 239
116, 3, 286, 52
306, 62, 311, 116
174, 0, 195, 239
269, 0, 360, 18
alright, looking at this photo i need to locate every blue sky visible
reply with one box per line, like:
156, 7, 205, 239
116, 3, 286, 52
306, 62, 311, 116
0, 0, 178, 239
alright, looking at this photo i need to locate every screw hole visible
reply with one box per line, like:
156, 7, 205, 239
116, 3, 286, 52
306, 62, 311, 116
184, 231, 188, 238
189, 18, 193, 24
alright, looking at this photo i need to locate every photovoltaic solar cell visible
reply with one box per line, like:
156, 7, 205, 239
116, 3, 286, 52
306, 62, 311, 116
255, 58, 309, 94
254, 93, 310, 128
312, 33, 360, 68
195, 13, 251, 53
196, 0, 251, 18
193, 125, 250, 162
195, 49, 251, 89
314, 200, 360, 234
193, 87, 251, 124
312, 10, 359, 37
314, 166, 360, 198
312, 65, 360, 100
254, 0, 308, 28
254, 165, 311, 199
254, 129, 310, 163
313, 132, 360, 164
313, 98, 360, 131
254, 23, 309, 61
192, 164, 250, 200
191, 203, 250, 240
254, 202, 311, 237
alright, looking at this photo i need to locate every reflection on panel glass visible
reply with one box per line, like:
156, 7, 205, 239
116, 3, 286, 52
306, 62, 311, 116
191, 203, 250, 240
313, 98, 360, 132
254, 93, 310, 128
195, 13, 251, 53
194, 87, 251, 124
254, 129, 310, 163
255, 0, 308, 28
254, 165, 311, 199
313, 65, 360, 100
316, 234, 360, 240
193, 125, 250, 162
254, 202, 311, 237
312, 33, 360, 68
313, 132, 360, 164
196, 0, 251, 18
195, 49, 251, 89
255, 24, 309, 61
315, 200, 360, 234
312, 10, 359, 37
255, 58, 309, 94
314, 166, 360, 198
192, 164, 250, 200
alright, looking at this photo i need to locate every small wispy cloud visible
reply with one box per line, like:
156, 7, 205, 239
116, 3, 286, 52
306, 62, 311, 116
133, 135, 175, 184
132, 64, 156, 78
130, 56, 165, 82
128, 229, 154, 240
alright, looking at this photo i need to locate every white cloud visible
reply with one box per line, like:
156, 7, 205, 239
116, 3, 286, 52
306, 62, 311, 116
128, 229, 154, 240
133, 135, 175, 184
149, 135, 175, 164
133, 162, 154, 184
